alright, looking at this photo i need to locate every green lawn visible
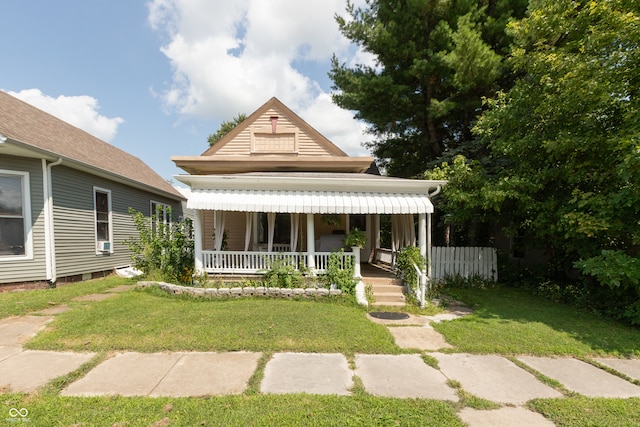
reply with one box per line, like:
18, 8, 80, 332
26, 286, 400, 354
529, 397, 640, 427
5, 277, 640, 426
2, 393, 463, 426
433, 286, 640, 357
0, 276, 131, 319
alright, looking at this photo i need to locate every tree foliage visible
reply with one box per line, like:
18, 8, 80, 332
472, 0, 640, 262
207, 113, 247, 146
330, 0, 528, 176
427, 0, 640, 321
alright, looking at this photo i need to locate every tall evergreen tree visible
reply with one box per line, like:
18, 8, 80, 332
330, 0, 528, 177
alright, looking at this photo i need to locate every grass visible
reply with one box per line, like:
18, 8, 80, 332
433, 286, 640, 357
2, 393, 464, 426
26, 286, 400, 354
529, 397, 640, 427
5, 276, 640, 426
0, 276, 131, 319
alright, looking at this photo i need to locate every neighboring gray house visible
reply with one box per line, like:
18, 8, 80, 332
0, 90, 184, 286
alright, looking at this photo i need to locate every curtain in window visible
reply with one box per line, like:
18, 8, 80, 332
244, 212, 252, 251
267, 212, 276, 252
213, 210, 226, 251
290, 213, 299, 252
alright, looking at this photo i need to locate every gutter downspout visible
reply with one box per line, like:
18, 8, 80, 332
43, 158, 63, 285
425, 183, 443, 302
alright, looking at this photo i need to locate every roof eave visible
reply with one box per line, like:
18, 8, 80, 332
174, 173, 447, 195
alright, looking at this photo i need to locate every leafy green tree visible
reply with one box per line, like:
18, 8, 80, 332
437, 0, 640, 321
207, 113, 247, 146
330, 0, 528, 177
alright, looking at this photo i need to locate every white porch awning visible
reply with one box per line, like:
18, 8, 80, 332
187, 188, 434, 214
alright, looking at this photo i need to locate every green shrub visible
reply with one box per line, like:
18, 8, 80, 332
321, 250, 356, 294
441, 272, 494, 289
575, 250, 640, 324
124, 208, 194, 285
262, 257, 305, 288
396, 246, 426, 296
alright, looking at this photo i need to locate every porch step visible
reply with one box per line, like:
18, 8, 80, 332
365, 277, 406, 307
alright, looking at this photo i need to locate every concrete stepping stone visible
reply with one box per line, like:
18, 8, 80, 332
459, 407, 555, 427
261, 353, 353, 395
595, 358, 640, 381
0, 346, 22, 362
355, 354, 458, 400
518, 356, 640, 398
150, 352, 261, 397
388, 325, 453, 350
0, 350, 95, 392
35, 304, 70, 315
63, 352, 183, 396
0, 315, 53, 346
433, 353, 563, 404
72, 293, 118, 302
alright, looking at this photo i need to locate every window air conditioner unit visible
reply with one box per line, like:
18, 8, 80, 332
98, 241, 111, 252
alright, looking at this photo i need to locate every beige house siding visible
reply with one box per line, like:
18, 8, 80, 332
212, 108, 336, 157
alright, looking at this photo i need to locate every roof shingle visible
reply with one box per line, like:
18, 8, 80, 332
0, 90, 182, 200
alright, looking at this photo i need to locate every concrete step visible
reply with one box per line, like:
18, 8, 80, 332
372, 291, 406, 304
363, 277, 403, 286
370, 283, 405, 293
372, 301, 406, 307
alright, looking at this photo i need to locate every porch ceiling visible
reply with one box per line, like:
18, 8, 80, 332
187, 188, 434, 214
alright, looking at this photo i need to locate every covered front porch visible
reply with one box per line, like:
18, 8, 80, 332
179, 174, 446, 292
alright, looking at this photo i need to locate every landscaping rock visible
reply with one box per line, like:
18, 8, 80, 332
217, 288, 230, 296
230, 287, 243, 296
242, 287, 255, 295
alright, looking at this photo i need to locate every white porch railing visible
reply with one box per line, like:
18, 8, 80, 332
201, 250, 355, 274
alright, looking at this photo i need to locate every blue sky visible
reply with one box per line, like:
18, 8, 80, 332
1, 0, 373, 185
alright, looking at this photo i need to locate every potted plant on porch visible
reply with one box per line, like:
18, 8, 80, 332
344, 228, 366, 250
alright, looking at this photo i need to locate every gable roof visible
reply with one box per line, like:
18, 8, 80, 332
201, 97, 347, 157
0, 90, 183, 200
172, 97, 375, 174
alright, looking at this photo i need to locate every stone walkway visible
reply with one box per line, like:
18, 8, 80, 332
2, 287, 640, 427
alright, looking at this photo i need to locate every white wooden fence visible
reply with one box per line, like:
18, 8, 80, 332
374, 246, 498, 282
430, 247, 497, 282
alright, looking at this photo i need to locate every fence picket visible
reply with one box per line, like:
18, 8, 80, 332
430, 247, 497, 282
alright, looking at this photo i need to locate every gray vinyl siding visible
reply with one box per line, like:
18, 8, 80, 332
51, 166, 182, 279
0, 155, 47, 283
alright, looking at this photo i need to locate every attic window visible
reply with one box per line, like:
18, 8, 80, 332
250, 117, 298, 154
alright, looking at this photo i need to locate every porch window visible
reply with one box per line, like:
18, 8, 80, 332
0, 171, 32, 259
258, 213, 291, 246
94, 187, 112, 253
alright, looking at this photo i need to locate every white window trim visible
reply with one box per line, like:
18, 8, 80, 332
93, 186, 113, 254
0, 169, 33, 261
150, 200, 171, 224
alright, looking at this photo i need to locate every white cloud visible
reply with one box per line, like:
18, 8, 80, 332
9, 89, 124, 142
148, 0, 372, 155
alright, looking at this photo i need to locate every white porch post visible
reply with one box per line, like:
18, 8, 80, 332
374, 214, 380, 262
306, 213, 315, 271
193, 210, 204, 272
419, 213, 427, 260
419, 212, 428, 308
427, 213, 432, 278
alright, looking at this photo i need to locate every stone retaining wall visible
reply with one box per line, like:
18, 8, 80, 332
137, 281, 342, 298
